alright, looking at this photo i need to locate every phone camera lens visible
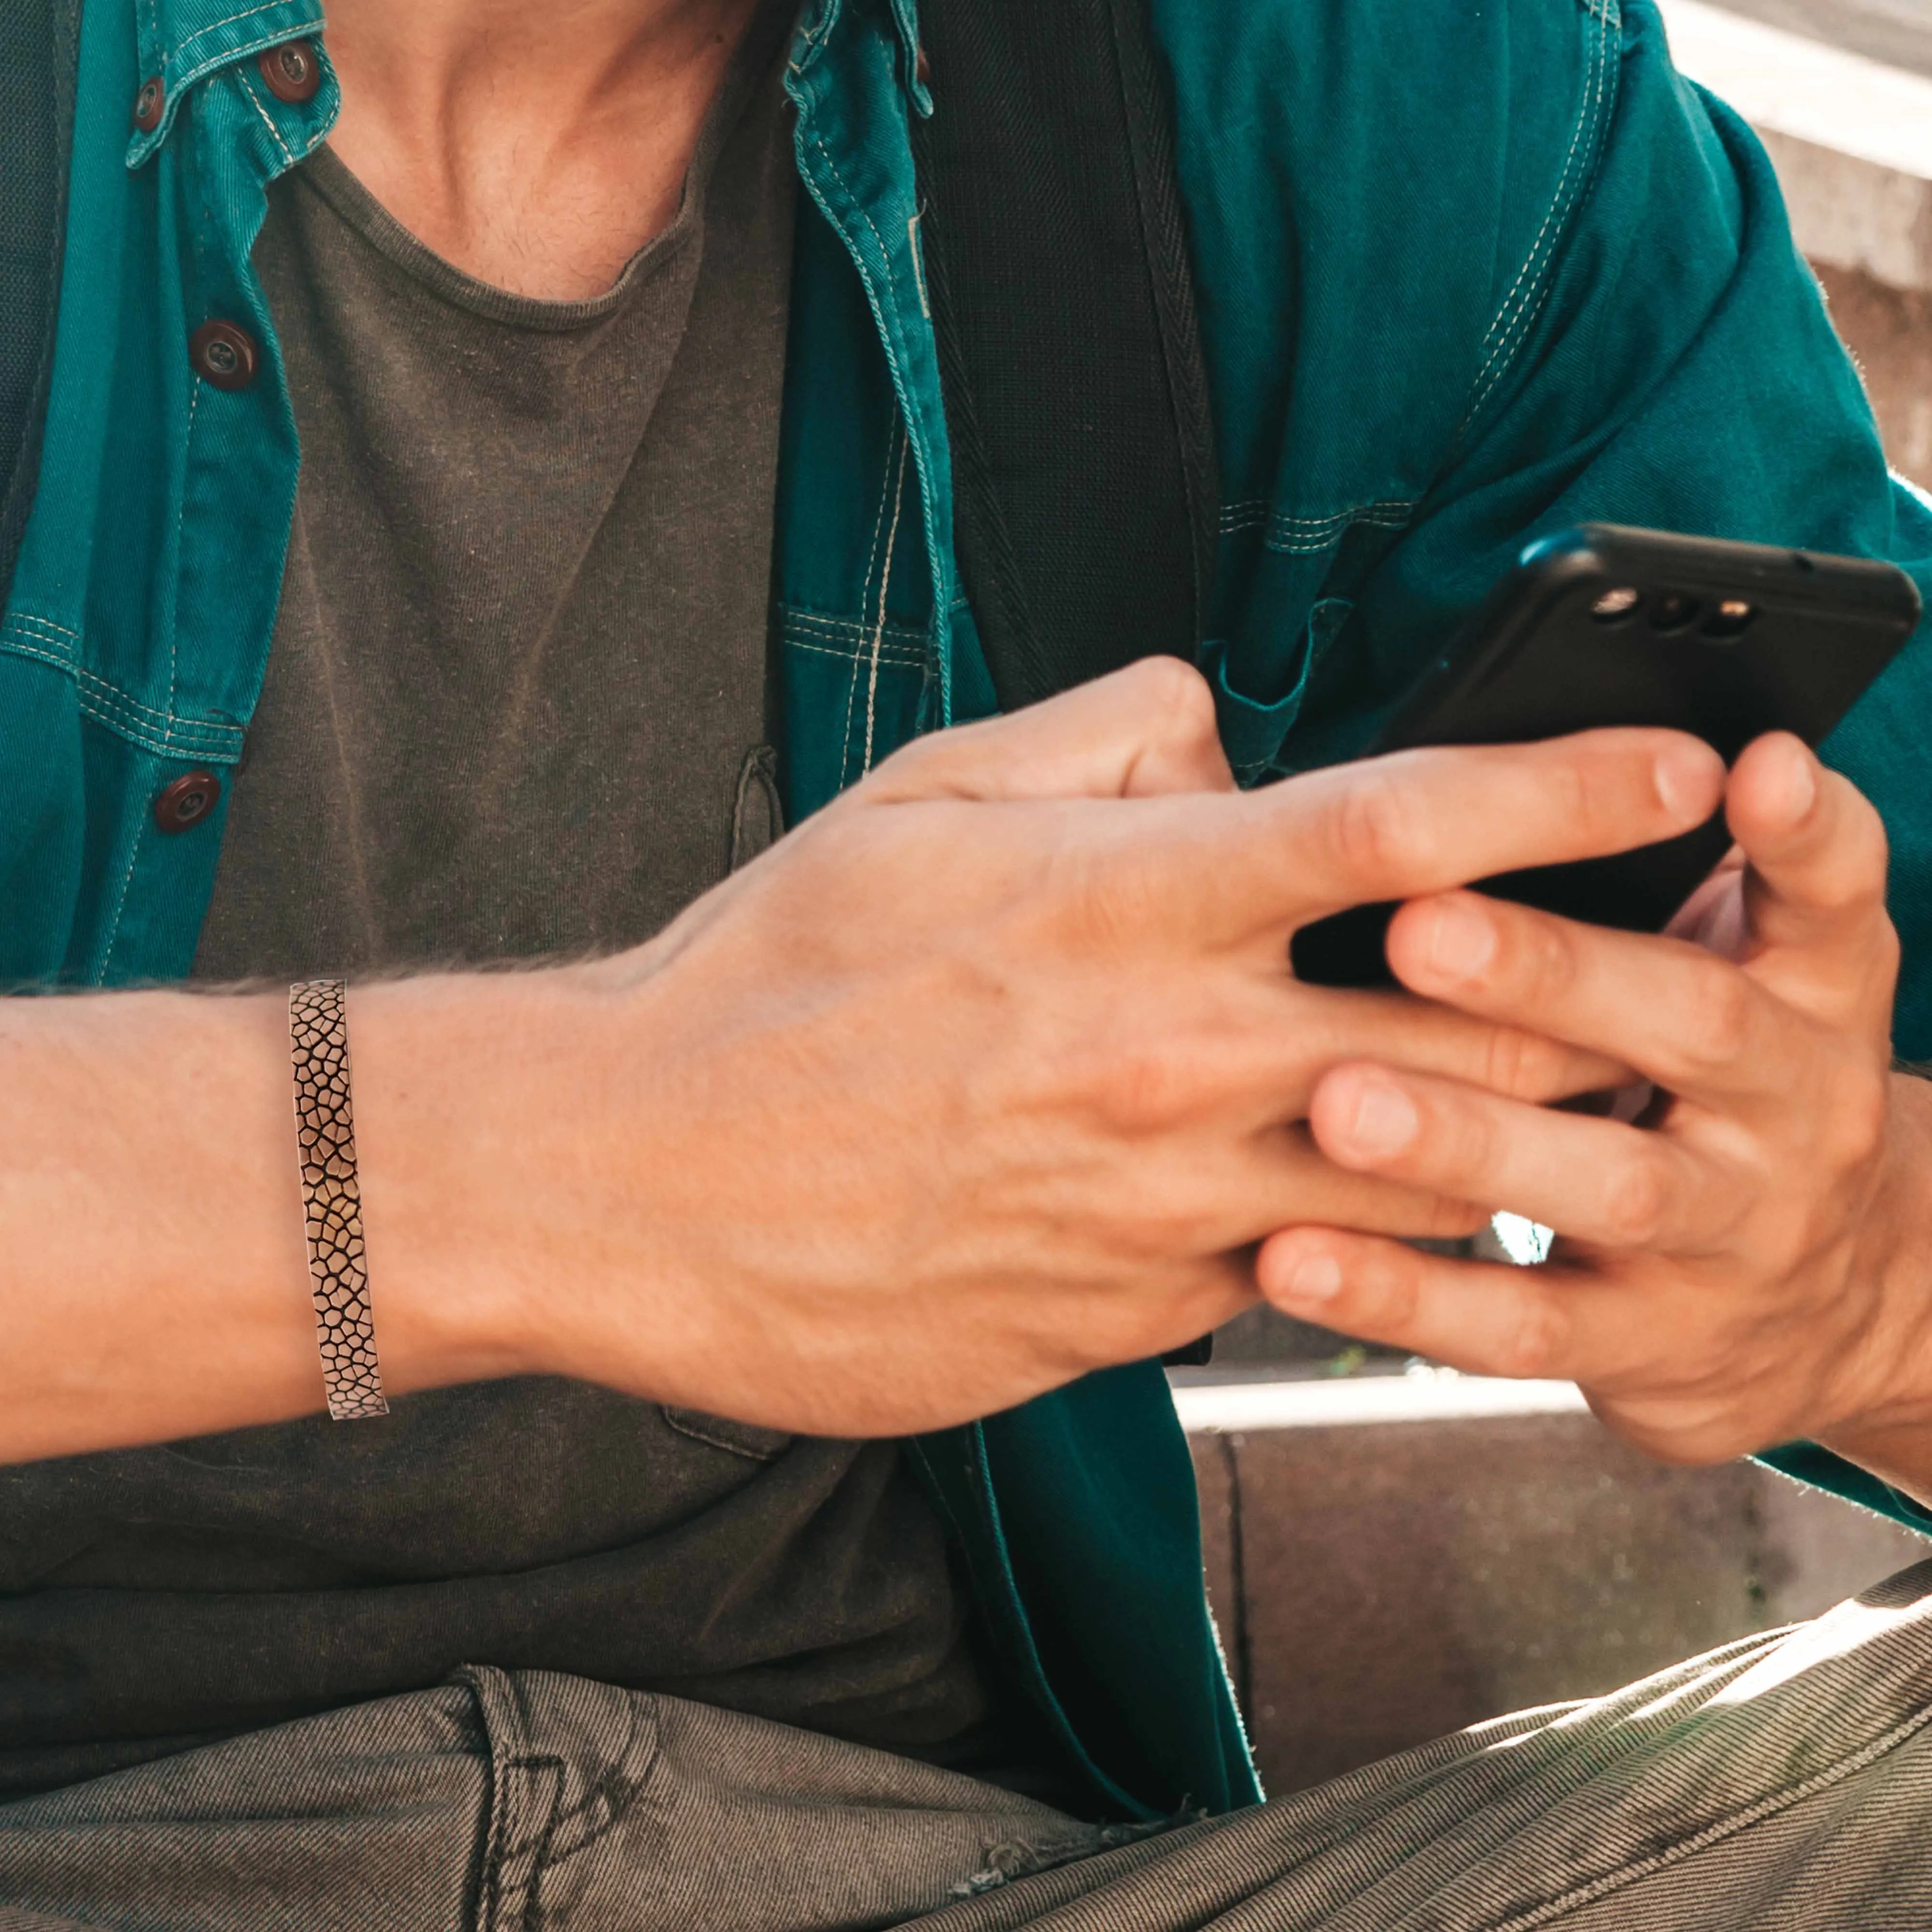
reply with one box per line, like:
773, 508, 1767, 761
1700, 598, 1756, 642
1648, 592, 1702, 633
1591, 586, 1641, 623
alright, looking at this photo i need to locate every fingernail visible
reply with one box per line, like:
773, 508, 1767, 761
1655, 742, 1723, 824
1347, 1076, 1420, 1158
1284, 1253, 1342, 1304
1426, 898, 1496, 981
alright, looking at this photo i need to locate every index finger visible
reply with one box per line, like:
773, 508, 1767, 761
1201, 728, 1725, 941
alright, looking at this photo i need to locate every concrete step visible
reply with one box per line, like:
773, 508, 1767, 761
1178, 1370, 1932, 1798
1691, 0, 1932, 84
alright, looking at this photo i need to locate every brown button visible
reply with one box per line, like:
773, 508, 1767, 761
132, 75, 165, 132
153, 770, 220, 834
188, 319, 259, 391
915, 43, 931, 87
258, 39, 322, 104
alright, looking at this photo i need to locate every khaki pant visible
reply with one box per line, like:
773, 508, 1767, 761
8, 1561, 1932, 1930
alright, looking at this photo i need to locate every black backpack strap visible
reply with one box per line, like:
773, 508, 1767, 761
0, 0, 83, 612
910, 0, 1218, 710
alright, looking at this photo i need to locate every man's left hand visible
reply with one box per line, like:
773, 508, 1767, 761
1259, 731, 1932, 1497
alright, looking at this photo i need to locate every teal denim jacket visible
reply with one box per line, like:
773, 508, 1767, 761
7, 0, 1932, 1818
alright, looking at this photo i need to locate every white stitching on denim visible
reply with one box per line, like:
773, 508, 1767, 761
168, 0, 303, 66
783, 609, 928, 651
1264, 509, 1413, 556
133, 22, 328, 165
1471, 0, 1609, 371
1221, 498, 1412, 528
810, 133, 897, 329
0, 629, 243, 760
863, 433, 910, 774
1485, 0, 1618, 405
168, 382, 201, 721
1461, 0, 1618, 437
785, 634, 926, 669
796, 80, 952, 725
0, 635, 73, 676
1219, 499, 1416, 539
907, 208, 930, 320
4, 611, 79, 647
846, 417, 903, 779
1470, 11, 1614, 426
98, 804, 146, 984
235, 64, 297, 166
784, 614, 928, 664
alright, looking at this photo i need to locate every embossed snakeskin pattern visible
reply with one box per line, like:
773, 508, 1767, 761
289, 978, 388, 1420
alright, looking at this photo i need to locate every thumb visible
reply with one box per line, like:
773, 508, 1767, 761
859, 657, 1235, 805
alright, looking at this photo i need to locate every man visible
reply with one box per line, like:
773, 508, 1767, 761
1, 0, 1932, 1922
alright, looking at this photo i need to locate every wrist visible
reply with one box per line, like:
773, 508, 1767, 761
347, 966, 604, 1394
347, 953, 706, 1405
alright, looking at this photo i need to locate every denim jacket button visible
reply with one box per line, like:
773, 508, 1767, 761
131, 76, 165, 132
188, 320, 260, 392
258, 40, 323, 104
153, 771, 221, 834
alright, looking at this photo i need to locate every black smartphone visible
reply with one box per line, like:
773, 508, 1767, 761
1290, 524, 1922, 988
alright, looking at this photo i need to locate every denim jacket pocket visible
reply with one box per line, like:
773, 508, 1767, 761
1202, 597, 1355, 784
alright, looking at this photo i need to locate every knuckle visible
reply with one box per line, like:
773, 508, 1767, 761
1477, 1024, 1535, 1100
1517, 912, 1580, 1000
1439, 1096, 1503, 1187
1492, 1293, 1564, 1380
1090, 1039, 1188, 1130
1361, 1246, 1424, 1333
1676, 959, 1755, 1070
1421, 1193, 1490, 1240
1328, 769, 1439, 887
1601, 1148, 1672, 1246
1067, 844, 1169, 947
1481, 1025, 1576, 1103
1132, 654, 1219, 747
1545, 750, 1603, 841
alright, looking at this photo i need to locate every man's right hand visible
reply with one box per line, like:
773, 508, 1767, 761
0, 660, 1725, 1461
355, 660, 1722, 1438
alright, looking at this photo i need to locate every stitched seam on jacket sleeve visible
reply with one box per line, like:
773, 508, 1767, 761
1456, 0, 1619, 441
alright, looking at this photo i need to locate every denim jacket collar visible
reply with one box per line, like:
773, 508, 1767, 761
127, 0, 328, 166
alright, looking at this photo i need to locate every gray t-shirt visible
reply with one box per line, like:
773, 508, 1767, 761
194, 44, 787, 972
0, 28, 1023, 1802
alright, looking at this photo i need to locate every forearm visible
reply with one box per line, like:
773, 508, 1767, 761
0, 686, 1716, 1461
0, 972, 580, 1464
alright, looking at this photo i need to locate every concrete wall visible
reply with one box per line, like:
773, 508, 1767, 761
1815, 260, 1932, 488
1182, 1382, 1932, 1798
